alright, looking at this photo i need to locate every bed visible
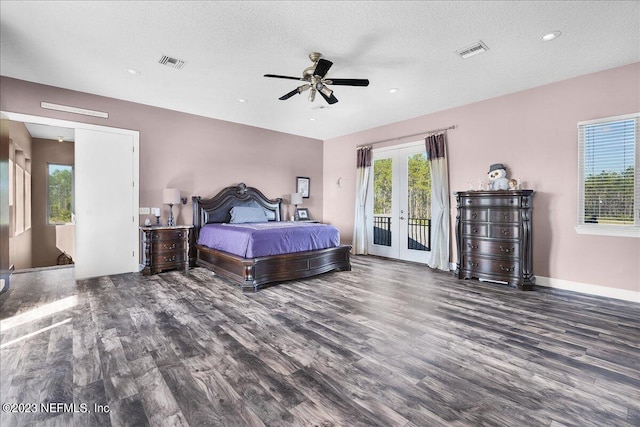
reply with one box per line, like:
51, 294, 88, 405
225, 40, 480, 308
192, 183, 351, 291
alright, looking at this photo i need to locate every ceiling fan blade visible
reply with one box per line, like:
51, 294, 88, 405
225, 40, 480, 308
315, 82, 338, 105
313, 59, 333, 78
279, 88, 301, 100
325, 78, 369, 86
278, 84, 310, 100
318, 90, 339, 105
265, 74, 304, 81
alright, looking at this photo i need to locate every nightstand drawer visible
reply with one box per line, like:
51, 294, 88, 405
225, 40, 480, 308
150, 229, 187, 241
152, 252, 185, 266
153, 240, 186, 252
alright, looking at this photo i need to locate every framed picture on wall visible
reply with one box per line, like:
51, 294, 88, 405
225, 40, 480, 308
296, 176, 310, 198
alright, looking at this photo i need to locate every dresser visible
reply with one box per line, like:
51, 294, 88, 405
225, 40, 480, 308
140, 225, 193, 275
455, 190, 534, 290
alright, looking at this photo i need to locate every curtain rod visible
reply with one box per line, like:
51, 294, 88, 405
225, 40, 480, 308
357, 125, 456, 148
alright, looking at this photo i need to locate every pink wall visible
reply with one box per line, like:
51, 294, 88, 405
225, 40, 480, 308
324, 63, 640, 294
0, 77, 324, 226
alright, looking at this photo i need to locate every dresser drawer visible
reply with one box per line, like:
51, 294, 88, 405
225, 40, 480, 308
462, 223, 488, 237
462, 239, 520, 257
489, 224, 519, 239
490, 209, 520, 223
462, 256, 520, 277
462, 209, 488, 222
462, 196, 520, 207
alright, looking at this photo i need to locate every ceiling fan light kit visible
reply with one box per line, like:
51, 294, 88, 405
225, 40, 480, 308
264, 52, 369, 105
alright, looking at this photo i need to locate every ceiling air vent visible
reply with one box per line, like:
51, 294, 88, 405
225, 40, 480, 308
158, 55, 186, 69
456, 40, 489, 59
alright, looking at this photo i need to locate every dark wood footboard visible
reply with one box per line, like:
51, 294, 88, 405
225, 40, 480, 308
196, 244, 351, 292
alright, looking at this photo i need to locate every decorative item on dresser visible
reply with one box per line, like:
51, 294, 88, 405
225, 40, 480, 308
192, 183, 351, 292
455, 190, 535, 290
140, 225, 193, 275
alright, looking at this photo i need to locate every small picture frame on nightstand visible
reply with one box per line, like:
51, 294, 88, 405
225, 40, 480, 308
296, 208, 310, 220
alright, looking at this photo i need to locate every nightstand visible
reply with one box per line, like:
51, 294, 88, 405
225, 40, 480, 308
140, 225, 193, 275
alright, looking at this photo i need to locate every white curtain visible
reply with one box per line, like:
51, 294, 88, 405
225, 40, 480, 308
352, 146, 372, 254
425, 133, 450, 270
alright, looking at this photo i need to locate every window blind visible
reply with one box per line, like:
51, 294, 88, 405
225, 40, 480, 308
577, 113, 639, 227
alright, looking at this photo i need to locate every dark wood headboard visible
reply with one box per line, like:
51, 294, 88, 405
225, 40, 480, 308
192, 183, 283, 241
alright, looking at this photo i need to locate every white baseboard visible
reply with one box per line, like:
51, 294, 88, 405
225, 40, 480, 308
448, 263, 639, 303
534, 276, 639, 303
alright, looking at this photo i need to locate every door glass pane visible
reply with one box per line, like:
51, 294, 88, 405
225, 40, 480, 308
373, 158, 392, 246
407, 153, 431, 251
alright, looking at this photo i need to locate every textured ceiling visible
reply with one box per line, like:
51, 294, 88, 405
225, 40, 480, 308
1, 1, 639, 141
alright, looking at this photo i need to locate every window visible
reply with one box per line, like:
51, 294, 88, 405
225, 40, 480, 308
577, 113, 639, 237
48, 164, 74, 225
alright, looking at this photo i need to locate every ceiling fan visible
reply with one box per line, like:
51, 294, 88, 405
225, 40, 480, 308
264, 52, 369, 105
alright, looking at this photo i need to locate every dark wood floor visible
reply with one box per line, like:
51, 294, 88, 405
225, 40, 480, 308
1, 256, 639, 427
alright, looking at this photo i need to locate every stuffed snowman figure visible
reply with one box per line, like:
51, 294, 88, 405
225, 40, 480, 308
488, 163, 510, 190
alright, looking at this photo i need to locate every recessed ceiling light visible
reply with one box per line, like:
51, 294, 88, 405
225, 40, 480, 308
125, 68, 141, 75
57, 136, 64, 142
309, 118, 317, 121
389, 88, 400, 94
542, 31, 561, 41
238, 98, 248, 103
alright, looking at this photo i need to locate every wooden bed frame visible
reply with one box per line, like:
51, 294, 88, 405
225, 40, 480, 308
192, 183, 351, 292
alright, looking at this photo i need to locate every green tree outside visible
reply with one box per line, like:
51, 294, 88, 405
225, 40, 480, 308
48, 165, 73, 224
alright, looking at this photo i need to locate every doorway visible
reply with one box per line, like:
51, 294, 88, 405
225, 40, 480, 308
2, 111, 140, 280
366, 142, 432, 263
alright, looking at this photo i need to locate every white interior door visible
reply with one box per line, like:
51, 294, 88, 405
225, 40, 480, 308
367, 142, 432, 264
75, 128, 138, 279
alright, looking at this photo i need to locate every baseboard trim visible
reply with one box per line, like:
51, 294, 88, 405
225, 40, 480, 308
448, 262, 638, 303
535, 276, 639, 303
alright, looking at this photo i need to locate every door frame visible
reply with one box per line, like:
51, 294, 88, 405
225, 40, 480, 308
366, 140, 431, 264
1, 111, 140, 277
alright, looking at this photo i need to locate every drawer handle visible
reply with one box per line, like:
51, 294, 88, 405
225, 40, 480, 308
467, 200, 473, 204
503, 214, 509, 220
499, 265, 515, 272
472, 213, 478, 219
163, 243, 176, 250
501, 229, 510, 236
177, 232, 183, 237
472, 227, 479, 233
163, 256, 176, 262
467, 243, 478, 250
499, 245, 515, 253
469, 262, 478, 267
509, 200, 514, 204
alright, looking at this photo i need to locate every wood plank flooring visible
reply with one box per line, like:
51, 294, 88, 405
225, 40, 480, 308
1, 257, 639, 426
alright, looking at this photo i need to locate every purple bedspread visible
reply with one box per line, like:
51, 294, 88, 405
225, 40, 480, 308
197, 222, 340, 258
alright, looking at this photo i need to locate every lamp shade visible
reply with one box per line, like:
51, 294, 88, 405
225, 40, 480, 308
162, 188, 181, 205
290, 192, 303, 205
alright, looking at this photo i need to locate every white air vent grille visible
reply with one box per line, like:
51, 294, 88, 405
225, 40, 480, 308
456, 41, 489, 59
158, 55, 186, 69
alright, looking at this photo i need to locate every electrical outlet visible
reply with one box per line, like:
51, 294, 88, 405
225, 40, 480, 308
139, 207, 150, 215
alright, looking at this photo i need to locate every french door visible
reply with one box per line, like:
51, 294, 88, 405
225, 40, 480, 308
366, 142, 431, 263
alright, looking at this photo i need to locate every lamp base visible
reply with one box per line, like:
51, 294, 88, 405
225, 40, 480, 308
167, 204, 175, 226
